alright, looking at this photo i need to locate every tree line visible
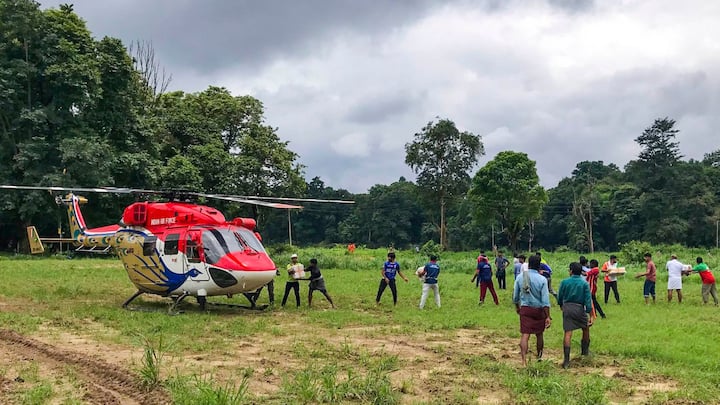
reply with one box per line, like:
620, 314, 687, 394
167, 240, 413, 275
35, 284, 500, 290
1, 1, 718, 253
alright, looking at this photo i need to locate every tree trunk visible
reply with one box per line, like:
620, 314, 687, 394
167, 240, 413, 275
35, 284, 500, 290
588, 205, 594, 253
440, 197, 446, 250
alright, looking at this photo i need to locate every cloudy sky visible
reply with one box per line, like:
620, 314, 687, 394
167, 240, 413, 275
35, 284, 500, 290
40, 0, 720, 193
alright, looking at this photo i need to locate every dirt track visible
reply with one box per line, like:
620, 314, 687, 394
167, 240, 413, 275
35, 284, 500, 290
0, 329, 169, 405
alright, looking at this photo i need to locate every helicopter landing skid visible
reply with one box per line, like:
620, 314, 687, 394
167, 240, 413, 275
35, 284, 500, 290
120, 290, 268, 313
121, 290, 145, 308
207, 302, 269, 311
121, 290, 189, 315
168, 292, 190, 315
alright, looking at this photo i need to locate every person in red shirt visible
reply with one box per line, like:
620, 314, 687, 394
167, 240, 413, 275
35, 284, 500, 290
687, 257, 718, 305
635, 252, 657, 304
585, 259, 605, 318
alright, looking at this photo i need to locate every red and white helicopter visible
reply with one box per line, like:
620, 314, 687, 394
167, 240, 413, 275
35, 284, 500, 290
0, 185, 353, 312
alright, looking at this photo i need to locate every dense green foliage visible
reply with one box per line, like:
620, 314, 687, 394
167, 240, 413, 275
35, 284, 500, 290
0, 1, 718, 254
469, 151, 548, 251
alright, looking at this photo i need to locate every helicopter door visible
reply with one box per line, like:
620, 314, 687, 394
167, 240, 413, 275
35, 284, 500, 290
184, 232, 209, 281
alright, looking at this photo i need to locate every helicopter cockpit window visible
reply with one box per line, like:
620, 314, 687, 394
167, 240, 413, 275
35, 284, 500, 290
185, 237, 201, 263
142, 236, 157, 256
201, 229, 237, 265
164, 233, 180, 255
235, 227, 266, 253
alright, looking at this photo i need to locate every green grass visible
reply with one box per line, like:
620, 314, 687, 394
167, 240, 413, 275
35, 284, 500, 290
1, 249, 719, 404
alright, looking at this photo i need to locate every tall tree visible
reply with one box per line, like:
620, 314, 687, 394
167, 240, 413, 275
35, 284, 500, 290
625, 118, 685, 243
405, 118, 483, 249
468, 151, 548, 251
568, 161, 621, 252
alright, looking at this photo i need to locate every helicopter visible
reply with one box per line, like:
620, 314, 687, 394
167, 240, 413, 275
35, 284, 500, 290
0, 185, 354, 313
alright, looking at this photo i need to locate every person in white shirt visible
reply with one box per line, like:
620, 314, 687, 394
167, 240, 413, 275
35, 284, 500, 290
665, 254, 685, 303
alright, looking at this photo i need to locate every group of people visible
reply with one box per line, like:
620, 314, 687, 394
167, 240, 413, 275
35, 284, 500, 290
514, 251, 717, 368
260, 248, 717, 358
259, 253, 335, 308
375, 251, 441, 309
513, 253, 623, 368
635, 253, 718, 305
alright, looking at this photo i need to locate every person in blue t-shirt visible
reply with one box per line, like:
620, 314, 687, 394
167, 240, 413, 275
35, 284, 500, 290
536, 251, 558, 298
472, 254, 499, 305
418, 255, 441, 309
376, 252, 408, 305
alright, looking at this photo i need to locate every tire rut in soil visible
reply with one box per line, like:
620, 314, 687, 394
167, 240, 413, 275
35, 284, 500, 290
0, 329, 170, 405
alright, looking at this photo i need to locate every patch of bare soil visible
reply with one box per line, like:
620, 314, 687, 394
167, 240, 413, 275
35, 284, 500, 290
0, 329, 169, 405
0, 319, 681, 404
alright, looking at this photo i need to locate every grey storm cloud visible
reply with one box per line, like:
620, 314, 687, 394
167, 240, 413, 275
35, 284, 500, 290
44, 0, 442, 74
38, 0, 720, 193
345, 91, 425, 124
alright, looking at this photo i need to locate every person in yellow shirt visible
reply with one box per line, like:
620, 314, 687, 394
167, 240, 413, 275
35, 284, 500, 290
282, 253, 304, 307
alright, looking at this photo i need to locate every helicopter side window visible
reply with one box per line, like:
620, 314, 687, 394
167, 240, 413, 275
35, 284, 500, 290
142, 236, 157, 256
164, 233, 180, 255
186, 237, 201, 263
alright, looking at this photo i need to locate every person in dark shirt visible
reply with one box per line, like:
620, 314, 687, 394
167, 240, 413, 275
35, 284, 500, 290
557, 262, 593, 369
494, 249, 510, 290
302, 258, 335, 308
418, 255, 441, 309
472, 254, 499, 305
376, 252, 408, 305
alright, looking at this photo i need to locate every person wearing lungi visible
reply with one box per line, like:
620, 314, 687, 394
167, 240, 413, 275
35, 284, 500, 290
512, 254, 551, 366
557, 262, 593, 369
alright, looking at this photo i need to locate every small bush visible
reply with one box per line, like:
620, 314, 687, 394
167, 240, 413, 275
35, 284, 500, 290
619, 240, 653, 264
420, 240, 441, 257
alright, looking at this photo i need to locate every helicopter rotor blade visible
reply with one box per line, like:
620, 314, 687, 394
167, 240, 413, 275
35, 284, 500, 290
234, 196, 355, 204
195, 193, 303, 209
0, 185, 352, 208
0, 185, 135, 194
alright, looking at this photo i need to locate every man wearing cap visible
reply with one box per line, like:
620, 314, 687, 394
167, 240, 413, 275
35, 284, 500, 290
282, 254, 304, 307
303, 258, 335, 308
666, 254, 685, 303
376, 252, 408, 305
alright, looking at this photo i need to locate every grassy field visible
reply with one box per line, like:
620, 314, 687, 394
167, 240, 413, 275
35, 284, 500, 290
0, 247, 719, 404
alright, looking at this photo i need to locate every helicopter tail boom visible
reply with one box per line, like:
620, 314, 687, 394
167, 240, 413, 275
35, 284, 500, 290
58, 194, 118, 250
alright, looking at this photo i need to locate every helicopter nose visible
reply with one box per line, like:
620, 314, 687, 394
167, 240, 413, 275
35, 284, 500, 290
213, 251, 276, 271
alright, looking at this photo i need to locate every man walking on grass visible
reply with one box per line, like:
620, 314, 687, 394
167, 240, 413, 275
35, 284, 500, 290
558, 262, 593, 369
585, 259, 605, 318
513, 254, 551, 366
